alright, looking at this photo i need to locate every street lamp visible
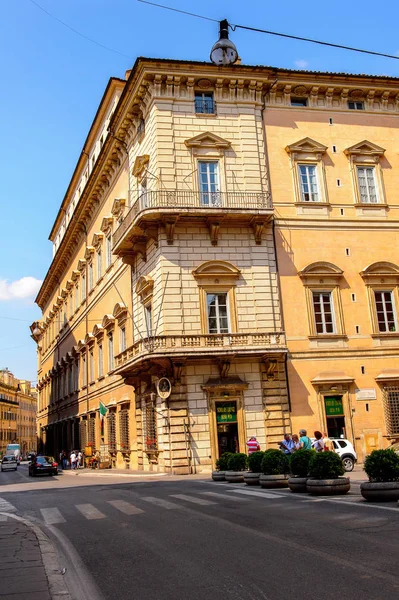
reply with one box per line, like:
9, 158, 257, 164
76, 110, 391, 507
210, 19, 239, 66
32, 322, 42, 337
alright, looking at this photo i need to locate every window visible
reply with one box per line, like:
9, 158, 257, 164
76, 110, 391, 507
143, 398, 158, 454
348, 101, 364, 110
107, 411, 116, 452
140, 177, 148, 208
89, 348, 95, 382
383, 386, 399, 435
291, 97, 308, 107
75, 358, 79, 391
119, 407, 130, 451
298, 165, 319, 202
374, 291, 397, 332
98, 344, 103, 377
195, 92, 215, 114
82, 353, 87, 387
207, 293, 229, 333
356, 167, 378, 203
97, 249, 102, 280
69, 364, 73, 394
312, 292, 335, 334
69, 294, 73, 318
75, 285, 79, 310
81, 274, 86, 301
144, 304, 152, 337
198, 161, 220, 206
120, 326, 126, 352
137, 118, 145, 141
106, 235, 112, 268
108, 333, 114, 371
88, 262, 93, 291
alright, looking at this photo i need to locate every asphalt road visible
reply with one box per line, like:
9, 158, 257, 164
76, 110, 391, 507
1, 464, 399, 600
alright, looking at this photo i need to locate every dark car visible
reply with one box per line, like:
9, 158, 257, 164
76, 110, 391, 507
28, 456, 58, 477
1, 455, 17, 472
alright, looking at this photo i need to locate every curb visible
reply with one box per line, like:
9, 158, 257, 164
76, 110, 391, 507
0, 512, 72, 600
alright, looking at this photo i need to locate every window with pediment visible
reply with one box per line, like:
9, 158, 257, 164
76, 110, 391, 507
344, 141, 386, 206
298, 262, 346, 338
193, 260, 240, 334
360, 262, 399, 336
285, 138, 328, 204
185, 133, 231, 204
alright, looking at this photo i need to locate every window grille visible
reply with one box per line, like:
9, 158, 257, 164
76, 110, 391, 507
88, 416, 96, 447
79, 419, 87, 450
142, 397, 158, 454
119, 407, 130, 451
194, 92, 215, 114
383, 386, 399, 435
107, 411, 117, 452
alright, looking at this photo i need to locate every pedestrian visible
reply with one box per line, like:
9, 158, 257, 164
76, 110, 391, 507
292, 434, 301, 451
323, 433, 334, 452
62, 450, 67, 470
59, 451, 63, 467
77, 450, 83, 469
70, 450, 77, 470
299, 429, 313, 450
246, 436, 261, 454
312, 431, 325, 452
279, 433, 295, 454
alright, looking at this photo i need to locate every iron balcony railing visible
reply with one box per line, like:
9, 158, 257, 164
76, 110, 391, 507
113, 190, 272, 248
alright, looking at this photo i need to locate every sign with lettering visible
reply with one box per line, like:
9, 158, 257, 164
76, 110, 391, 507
216, 402, 237, 423
324, 396, 344, 417
355, 388, 377, 401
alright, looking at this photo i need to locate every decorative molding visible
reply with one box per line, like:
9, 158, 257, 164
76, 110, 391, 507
132, 155, 150, 179
251, 219, 265, 245
206, 218, 221, 246
285, 137, 328, 160
344, 140, 385, 163
91, 232, 104, 248
162, 217, 178, 245
185, 131, 231, 150
100, 216, 114, 233
135, 276, 154, 304
101, 314, 115, 330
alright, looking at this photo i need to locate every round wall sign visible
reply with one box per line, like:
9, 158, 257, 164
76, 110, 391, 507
157, 377, 172, 399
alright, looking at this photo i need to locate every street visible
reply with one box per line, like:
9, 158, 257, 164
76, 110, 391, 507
1, 465, 399, 600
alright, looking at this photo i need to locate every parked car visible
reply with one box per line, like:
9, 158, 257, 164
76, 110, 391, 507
331, 438, 357, 472
28, 456, 58, 477
1, 455, 18, 472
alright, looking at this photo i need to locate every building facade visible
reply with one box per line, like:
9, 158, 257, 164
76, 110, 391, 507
33, 57, 399, 470
0, 369, 37, 456
264, 70, 399, 461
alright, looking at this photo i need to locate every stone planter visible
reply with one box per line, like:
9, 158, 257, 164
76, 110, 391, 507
225, 471, 245, 483
244, 472, 260, 486
259, 474, 289, 489
307, 477, 350, 495
211, 470, 226, 482
360, 481, 399, 502
288, 476, 308, 493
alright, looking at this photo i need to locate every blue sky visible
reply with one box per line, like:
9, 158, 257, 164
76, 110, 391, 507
1, 0, 398, 382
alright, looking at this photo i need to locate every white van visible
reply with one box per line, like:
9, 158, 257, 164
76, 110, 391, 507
6, 444, 21, 464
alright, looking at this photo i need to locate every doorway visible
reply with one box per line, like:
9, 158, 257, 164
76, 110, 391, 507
324, 396, 346, 438
215, 400, 239, 457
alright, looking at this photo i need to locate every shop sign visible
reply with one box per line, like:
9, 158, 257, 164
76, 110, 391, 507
325, 396, 344, 417
216, 402, 237, 423
355, 388, 377, 401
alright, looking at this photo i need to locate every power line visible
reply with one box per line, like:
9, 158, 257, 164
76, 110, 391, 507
139, 0, 399, 62
27, 0, 134, 60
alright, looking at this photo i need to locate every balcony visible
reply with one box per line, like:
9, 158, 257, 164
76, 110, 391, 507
113, 190, 272, 252
114, 331, 286, 376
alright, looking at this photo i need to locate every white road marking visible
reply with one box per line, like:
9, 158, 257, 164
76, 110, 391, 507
40, 507, 66, 525
228, 489, 285, 499
200, 491, 245, 501
107, 500, 143, 515
76, 503, 106, 520
142, 496, 180, 510
0, 497, 17, 512
170, 494, 216, 506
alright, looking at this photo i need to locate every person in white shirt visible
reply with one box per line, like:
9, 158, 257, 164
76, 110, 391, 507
70, 451, 77, 470
312, 431, 325, 452
77, 451, 83, 469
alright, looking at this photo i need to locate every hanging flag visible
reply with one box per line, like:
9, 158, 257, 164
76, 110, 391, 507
99, 401, 108, 421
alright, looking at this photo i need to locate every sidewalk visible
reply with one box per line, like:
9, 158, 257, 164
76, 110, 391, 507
0, 515, 71, 600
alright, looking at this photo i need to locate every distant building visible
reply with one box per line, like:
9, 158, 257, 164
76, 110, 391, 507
0, 369, 37, 455
33, 57, 399, 470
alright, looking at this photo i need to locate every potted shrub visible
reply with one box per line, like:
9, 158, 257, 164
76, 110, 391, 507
225, 453, 248, 483
259, 449, 290, 488
212, 452, 232, 481
244, 451, 264, 486
307, 452, 350, 495
361, 449, 399, 501
288, 449, 313, 493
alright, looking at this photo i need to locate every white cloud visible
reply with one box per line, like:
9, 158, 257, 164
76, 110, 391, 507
0, 277, 42, 301
295, 59, 309, 69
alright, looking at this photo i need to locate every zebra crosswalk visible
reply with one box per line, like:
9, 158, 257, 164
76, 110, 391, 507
0, 486, 397, 527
